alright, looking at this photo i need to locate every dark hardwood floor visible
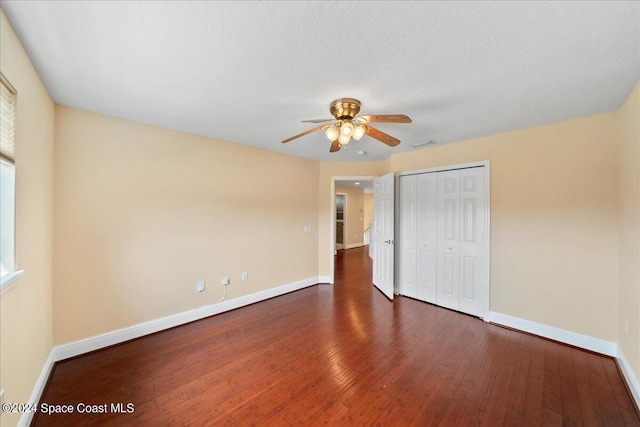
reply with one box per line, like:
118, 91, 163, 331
33, 246, 639, 426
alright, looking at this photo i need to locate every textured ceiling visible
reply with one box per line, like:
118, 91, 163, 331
2, 1, 638, 161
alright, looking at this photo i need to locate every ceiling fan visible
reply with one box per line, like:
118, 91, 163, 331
281, 98, 412, 152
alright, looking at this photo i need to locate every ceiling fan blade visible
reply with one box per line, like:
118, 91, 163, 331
302, 118, 336, 123
364, 126, 401, 147
281, 125, 329, 143
355, 114, 412, 124
329, 139, 341, 152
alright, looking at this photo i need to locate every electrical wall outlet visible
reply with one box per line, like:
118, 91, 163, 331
241, 272, 248, 281
304, 225, 312, 232
221, 278, 230, 286
196, 281, 205, 292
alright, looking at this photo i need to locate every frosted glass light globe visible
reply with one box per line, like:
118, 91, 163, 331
325, 126, 339, 141
340, 122, 354, 137
353, 125, 366, 140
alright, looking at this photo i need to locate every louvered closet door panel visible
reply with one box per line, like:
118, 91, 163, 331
436, 170, 460, 311
416, 173, 437, 303
398, 175, 417, 298
458, 167, 486, 316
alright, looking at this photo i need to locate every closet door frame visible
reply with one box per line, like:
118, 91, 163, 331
396, 161, 491, 319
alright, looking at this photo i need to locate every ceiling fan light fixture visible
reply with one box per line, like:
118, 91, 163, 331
340, 122, 354, 137
281, 98, 411, 153
325, 126, 339, 141
353, 125, 366, 140
338, 133, 351, 145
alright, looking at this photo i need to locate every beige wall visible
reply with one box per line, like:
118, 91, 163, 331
335, 185, 365, 246
618, 82, 640, 380
0, 9, 55, 427
363, 193, 373, 232
389, 112, 620, 342
53, 107, 319, 344
317, 162, 387, 278
2, 4, 638, 406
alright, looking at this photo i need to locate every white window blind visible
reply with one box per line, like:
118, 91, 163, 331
1, 73, 17, 164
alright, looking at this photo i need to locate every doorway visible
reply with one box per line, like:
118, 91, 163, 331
335, 193, 346, 250
329, 176, 378, 284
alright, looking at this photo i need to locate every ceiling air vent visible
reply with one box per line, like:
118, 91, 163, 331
411, 140, 436, 148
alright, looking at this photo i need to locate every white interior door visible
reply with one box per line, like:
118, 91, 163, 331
458, 167, 487, 316
397, 164, 489, 317
398, 175, 417, 298
399, 173, 437, 303
416, 173, 438, 303
372, 172, 395, 300
436, 170, 461, 311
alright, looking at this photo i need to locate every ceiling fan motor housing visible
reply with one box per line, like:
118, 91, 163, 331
330, 98, 361, 120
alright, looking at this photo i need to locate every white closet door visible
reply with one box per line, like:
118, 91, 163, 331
398, 175, 417, 298
436, 170, 461, 311
416, 173, 437, 303
398, 165, 488, 317
458, 167, 487, 316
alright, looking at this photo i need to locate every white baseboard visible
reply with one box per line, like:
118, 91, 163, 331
485, 311, 618, 357
617, 348, 640, 411
345, 242, 365, 249
318, 276, 332, 284
19, 276, 320, 426
54, 276, 320, 361
23, 290, 639, 423
485, 311, 640, 409
18, 350, 55, 427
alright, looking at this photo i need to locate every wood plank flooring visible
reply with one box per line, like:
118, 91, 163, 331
33, 247, 639, 426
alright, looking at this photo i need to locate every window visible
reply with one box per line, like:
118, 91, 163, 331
1, 73, 17, 286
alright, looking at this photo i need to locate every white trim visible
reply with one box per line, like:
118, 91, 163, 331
485, 311, 618, 357
345, 242, 365, 249
397, 160, 490, 177
318, 276, 332, 284
0, 269, 24, 294
18, 350, 55, 427
18, 277, 319, 425
483, 162, 491, 317
53, 276, 319, 361
393, 172, 400, 296
330, 176, 379, 284
617, 348, 640, 410
19, 277, 319, 426
486, 310, 640, 410
22, 297, 640, 423
336, 192, 347, 250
